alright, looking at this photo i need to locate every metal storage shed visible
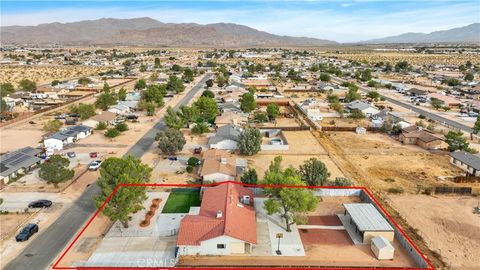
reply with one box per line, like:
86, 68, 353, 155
371, 236, 395, 260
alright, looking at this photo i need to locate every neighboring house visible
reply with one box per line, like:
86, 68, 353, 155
450, 151, 480, 177
118, 100, 139, 111
83, 111, 117, 128
218, 101, 242, 113
407, 88, 428, 98
429, 93, 462, 107
108, 104, 130, 115
200, 149, 244, 182
371, 110, 411, 129
44, 125, 93, 150
399, 126, 442, 150
346, 101, 380, 117
176, 183, 257, 256
208, 124, 242, 150
0, 147, 42, 183
215, 111, 248, 127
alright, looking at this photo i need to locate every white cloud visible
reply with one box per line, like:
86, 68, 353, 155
1, 2, 478, 42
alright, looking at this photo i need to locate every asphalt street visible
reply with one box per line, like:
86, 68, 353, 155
4, 73, 212, 270
333, 77, 474, 134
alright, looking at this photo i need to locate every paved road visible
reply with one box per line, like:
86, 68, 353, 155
4, 73, 212, 270
333, 77, 474, 133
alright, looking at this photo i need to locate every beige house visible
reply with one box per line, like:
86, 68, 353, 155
399, 126, 443, 150
199, 149, 237, 182
214, 111, 248, 127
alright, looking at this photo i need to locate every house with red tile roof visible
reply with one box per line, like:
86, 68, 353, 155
176, 183, 257, 256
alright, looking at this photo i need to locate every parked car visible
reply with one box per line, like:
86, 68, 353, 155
54, 114, 66, 120
67, 152, 76, 158
28, 199, 52, 208
89, 152, 98, 158
194, 147, 202, 154
68, 113, 80, 118
88, 160, 102, 170
166, 156, 178, 161
16, 224, 38, 242
126, 114, 138, 120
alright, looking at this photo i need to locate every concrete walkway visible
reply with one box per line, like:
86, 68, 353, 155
297, 224, 345, 230
338, 214, 363, 245
254, 198, 305, 257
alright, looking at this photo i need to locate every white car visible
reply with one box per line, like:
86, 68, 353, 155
88, 160, 102, 171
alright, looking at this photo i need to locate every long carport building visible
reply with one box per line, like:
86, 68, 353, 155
343, 203, 394, 244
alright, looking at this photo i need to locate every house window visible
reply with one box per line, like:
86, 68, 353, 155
217, 244, 226, 249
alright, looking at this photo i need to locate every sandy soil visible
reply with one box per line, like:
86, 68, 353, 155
323, 52, 478, 66
179, 235, 417, 268
321, 117, 372, 127
309, 196, 361, 216
248, 154, 344, 180
272, 131, 328, 155
0, 65, 109, 86
0, 213, 33, 241
327, 132, 463, 193
387, 194, 480, 270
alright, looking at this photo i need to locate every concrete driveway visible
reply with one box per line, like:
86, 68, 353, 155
0, 192, 70, 212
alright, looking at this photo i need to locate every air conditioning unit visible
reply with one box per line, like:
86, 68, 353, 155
242, 195, 251, 205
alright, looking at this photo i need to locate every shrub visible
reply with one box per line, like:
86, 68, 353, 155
186, 166, 194, 173
115, 122, 129, 132
43, 119, 63, 132
419, 114, 426, 119
387, 187, 404, 194
254, 111, 268, 123
95, 121, 107, 130
191, 122, 209, 134
333, 177, 353, 186
105, 128, 120, 138
187, 157, 200, 166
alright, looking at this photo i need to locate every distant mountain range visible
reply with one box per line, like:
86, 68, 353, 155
0, 17, 337, 47
361, 23, 480, 44
1, 18, 478, 46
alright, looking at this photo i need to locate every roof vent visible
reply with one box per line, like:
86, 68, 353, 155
242, 195, 251, 205
216, 210, 223, 218
220, 157, 227, 164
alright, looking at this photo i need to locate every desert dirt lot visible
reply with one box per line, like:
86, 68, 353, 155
387, 194, 480, 270
326, 131, 464, 193
0, 213, 33, 241
323, 52, 479, 66
0, 65, 110, 86
248, 154, 344, 180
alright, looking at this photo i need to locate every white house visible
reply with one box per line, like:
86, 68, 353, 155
347, 100, 380, 117
43, 125, 92, 150
108, 104, 130, 115
177, 183, 256, 256
208, 124, 242, 150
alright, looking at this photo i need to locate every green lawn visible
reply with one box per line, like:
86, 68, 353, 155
161, 190, 201, 213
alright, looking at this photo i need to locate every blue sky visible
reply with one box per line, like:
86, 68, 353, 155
1, 1, 479, 42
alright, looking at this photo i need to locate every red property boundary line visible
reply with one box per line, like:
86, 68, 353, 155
52, 181, 435, 270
